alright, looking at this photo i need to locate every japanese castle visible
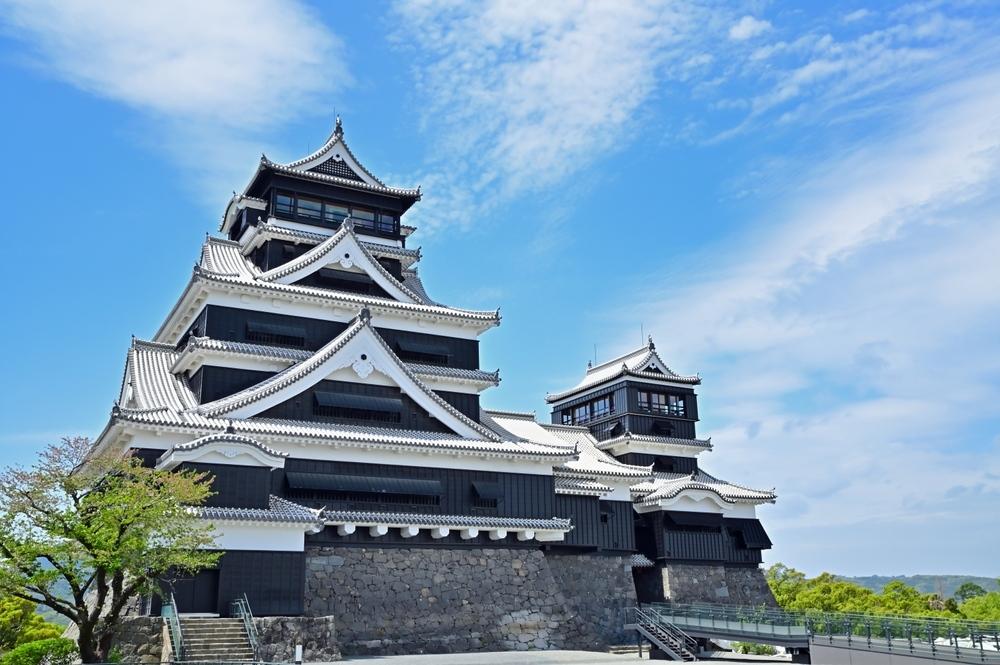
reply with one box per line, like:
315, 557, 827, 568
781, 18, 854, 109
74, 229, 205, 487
92, 119, 778, 654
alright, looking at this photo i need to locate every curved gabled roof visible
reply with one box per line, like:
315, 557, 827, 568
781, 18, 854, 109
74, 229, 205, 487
171, 336, 501, 388
105, 337, 567, 463
196, 310, 502, 441
186, 237, 500, 327
632, 470, 776, 506
253, 118, 420, 199
482, 410, 652, 480
546, 337, 700, 403
256, 218, 427, 304
240, 222, 422, 269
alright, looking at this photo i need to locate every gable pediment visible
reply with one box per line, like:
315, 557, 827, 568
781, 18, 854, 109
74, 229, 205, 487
196, 312, 498, 441
257, 221, 424, 304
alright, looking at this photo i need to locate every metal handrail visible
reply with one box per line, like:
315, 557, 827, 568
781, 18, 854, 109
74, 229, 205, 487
230, 593, 259, 659
160, 593, 184, 661
652, 602, 1000, 661
634, 606, 699, 657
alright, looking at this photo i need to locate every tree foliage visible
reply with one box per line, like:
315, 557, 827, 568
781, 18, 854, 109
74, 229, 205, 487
955, 582, 988, 603
0, 596, 62, 650
0, 638, 76, 665
0, 437, 220, 663
766, 563, 1000, 622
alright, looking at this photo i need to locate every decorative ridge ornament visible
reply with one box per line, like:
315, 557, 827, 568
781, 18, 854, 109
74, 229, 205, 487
334, 114, 343, 138
648, 335, 655, 350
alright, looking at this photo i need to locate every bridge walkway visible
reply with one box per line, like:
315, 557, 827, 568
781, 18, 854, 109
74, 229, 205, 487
629, 603, 1000, 664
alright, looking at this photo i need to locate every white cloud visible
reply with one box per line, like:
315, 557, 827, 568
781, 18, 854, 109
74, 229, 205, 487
729, 15, 772, 41
0, 0, 347, 197
392, 0, 713, 233
621, 72, 1000, 575
843, 8, 872, 23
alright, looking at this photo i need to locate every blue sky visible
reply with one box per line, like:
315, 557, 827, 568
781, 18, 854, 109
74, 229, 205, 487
1, 0, 998, 578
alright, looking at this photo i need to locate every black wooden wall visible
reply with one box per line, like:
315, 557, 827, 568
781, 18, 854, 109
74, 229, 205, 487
549, 379, 700, 442
161, 551, 305, 616
550, 496, 634, 552
183, 305, 479, 369
188, 367, 478, 432
275, 458, 556, 519
634, 512, 769, 565
618, 453, 698, 474
178, 462, 271, 509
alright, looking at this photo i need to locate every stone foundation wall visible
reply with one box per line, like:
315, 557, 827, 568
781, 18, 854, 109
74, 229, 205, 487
254, 616, 341, 662
305, 546, 636, 656
643, 563, 776, 606
544, 552, 637, 648
110, 617, 165, 663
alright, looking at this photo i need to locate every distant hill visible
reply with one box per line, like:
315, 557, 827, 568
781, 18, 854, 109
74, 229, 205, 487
840, 575, 999, 598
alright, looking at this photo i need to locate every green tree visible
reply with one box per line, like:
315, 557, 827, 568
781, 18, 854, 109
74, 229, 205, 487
960, 592, 1000, 622
0, 437, 220, 663
0, 637, 76, 665
954, 582, 988, 603
0, 596, 62, 650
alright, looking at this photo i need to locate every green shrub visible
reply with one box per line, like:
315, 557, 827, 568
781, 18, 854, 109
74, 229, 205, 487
732, 641, 778, 655
0, 638, 78, 665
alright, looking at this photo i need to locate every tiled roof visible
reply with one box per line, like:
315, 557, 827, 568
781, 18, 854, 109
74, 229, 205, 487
482, 410, 652, 480
546, 340, 700, 403
173, 337, 501, 387
242, 222, 422, 268
112, 340, 572, 462
321, 508, 571, 532
554, 475, 613, 497
194, 238, 499, 325
256, 220, 428, 305
632, 470, 776, 506
195, 312, 502, 441
596, 433, 713, 452
259, 158, 420, 198
282, 118, 395, 189
168, 432, 287, 458
195, 495, 321, 526
629, 553, 655, 568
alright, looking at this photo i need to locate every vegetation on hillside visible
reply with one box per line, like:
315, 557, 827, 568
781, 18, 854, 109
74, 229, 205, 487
0, 437, 220, 662
767, 564, 1000, 622
841, 574, 1000, 599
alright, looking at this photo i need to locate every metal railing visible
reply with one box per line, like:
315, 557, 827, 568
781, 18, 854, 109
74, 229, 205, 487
650, 602, 1000, 662
633, 606, 699, 661
230, 593, 259, 659
160, 593, 184, 661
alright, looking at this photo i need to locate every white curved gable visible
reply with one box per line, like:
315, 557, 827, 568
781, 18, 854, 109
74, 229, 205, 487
203, 320, 491, 440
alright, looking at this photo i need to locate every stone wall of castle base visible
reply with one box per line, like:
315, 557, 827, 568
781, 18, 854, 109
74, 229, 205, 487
304, 546, 636, 656
635, 562, 776, 606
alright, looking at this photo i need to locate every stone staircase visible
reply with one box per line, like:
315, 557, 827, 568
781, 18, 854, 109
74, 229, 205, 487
176, 618, 255, 662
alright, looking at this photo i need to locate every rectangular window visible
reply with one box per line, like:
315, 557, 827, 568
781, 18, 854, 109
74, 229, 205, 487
591, 395, 613, 419
638, 390, 670, 415
352, 207, 376, 229
668, 394, 686, 417
573, 404, 590, 424
561, 411, 573, 425
377, 212, 397, 234
323, 203, 349, 224
296, 197, 323, 220
275, 192, 294, 216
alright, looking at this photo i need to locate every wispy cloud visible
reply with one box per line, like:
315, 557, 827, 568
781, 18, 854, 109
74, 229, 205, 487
623, 71, 1000, 575
393, 1, 997, 235
0, 0, 347, 198
391, 0, 714, 233
729, 15, 771, 41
